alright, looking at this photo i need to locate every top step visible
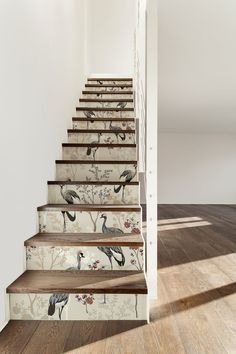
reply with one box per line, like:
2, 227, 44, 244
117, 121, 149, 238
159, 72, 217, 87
85, 84, 132, 88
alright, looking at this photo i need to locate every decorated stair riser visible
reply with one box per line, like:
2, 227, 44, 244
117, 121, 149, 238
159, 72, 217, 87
26, 245, 144, 271
48, 184, 140, 205
79, 102, 134, 109
62, 146, 137, 161
84, 86, 132, 92
87, 80, 132, 85
68, 131, 135, 144
82, 93, 133, 99
73, 120, 135, 130
76, 110, 134, 119
56, 162, 138, 182
38, 210, 141, 234
9, 293, 147, 321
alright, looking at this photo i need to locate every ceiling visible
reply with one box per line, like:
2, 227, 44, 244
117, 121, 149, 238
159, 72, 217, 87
158, 0, 236, 133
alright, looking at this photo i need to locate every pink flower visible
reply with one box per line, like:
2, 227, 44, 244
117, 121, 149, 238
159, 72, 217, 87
86, 297, 93, 305
124, 221, 131, 228
132, 227, 140, 234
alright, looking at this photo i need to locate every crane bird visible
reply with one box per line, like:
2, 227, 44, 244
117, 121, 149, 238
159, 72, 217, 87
114, 165, 137, 203
97, 80, 103, 85
84, 110, 96, 123
100, 213, 124, 234
48, 293, 69, 320
97, 246, 125, 270
116, 101, 127, 109
60, 185, 80, 204
67, 250, 85, 270
87, 133, 101, 160
61, 211, 76, 232
109, 121, 125, 142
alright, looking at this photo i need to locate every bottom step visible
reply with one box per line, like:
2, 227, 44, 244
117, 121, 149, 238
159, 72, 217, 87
7, 270, 148, 321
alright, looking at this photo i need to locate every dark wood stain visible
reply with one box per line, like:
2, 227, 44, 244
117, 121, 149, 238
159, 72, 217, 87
82, 90, 134, 94
76, 107, 134, 111
67, 129, 135, 133
37, 204, 140, 212
47, 180, 139, 185
25, 233, 143, 247
7, 270, 147, 294
55, 160, 137, 164
62, 143, 136, 148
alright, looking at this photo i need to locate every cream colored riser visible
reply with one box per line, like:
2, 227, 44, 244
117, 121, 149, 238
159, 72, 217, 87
82, 93, 133, 99
85, 87, 132, 92
56, 163, 138, 182
38, 210, 141, 234
80, 102, 133, 108
48, 184, 139, 205
73, 120, 135, 130
9, 293, 147, 321
76, 110, 134, 118
68, 132, 135, 144
87, 80, 132, 85
62, 146, 137, 161
26, 245, 144, 271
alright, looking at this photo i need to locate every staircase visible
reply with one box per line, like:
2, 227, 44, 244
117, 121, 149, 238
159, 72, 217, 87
6, 78, 148, 322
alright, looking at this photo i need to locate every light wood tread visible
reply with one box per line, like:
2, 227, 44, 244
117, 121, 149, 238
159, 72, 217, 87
24, 233, 143, 247
72, 117, 135, 121
47, 181, 139, 185
76, 107, 134, 111
62, 143, 136, 148
7, 270, 147, 294
79, 98, 133, 102
88, 78, 133, 81
67, 129, 135, 133
82, 91, 133, 95
37, 204, 141, 212
55, 160, 137, 164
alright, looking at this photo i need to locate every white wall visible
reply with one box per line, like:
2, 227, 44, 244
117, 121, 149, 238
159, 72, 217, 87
0, 0, 85, 328
158, 134, 236, 203
85, 0, 135, 76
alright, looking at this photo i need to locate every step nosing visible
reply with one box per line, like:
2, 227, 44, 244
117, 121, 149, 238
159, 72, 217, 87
47, 181, 139, 185
55, 160, 137, 164
37, 204, 141, 211
62, 143, 136, 147
67, 129, 135, 133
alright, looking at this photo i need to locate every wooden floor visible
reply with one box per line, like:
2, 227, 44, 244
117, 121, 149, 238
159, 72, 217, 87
1, 204, 236, 353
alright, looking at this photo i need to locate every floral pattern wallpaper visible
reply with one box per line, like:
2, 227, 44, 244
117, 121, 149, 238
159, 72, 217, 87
38, 211, 141, 233
9, 293, 147, 320
48, 183, 139, 205
76, 110, 134, 119
85, 86, 132, 93
68, 132, 135, 144
73, 120, 136, 130
62, 146, 137, 161
26, 245, 144, 271
88, 80, 132, 85
56, 163, 138, 182
82, 93, 133, 99
81, 102, 133, 109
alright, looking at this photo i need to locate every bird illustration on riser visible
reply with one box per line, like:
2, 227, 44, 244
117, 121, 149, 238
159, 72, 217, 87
6, 77, 148, 322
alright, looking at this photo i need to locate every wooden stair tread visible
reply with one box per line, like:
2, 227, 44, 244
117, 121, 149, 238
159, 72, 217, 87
72, 117, 135, 121
55, 160, 137, 164
37, 204, 141, 211
82, 91, 133, 95
7, 270, 147, 294
79, 99, 133, 102
47, 181, 139, 185
67, 129, 135, 133
88, 78, 133, 81
25, 233, 143, 247
85, 84, 132, 87
76, 107, 134, 111
62, 143, 136, 147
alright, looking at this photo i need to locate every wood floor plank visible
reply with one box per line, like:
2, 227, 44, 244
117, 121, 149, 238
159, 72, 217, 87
22, 321, 73, 354
0, 320, 39, 354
